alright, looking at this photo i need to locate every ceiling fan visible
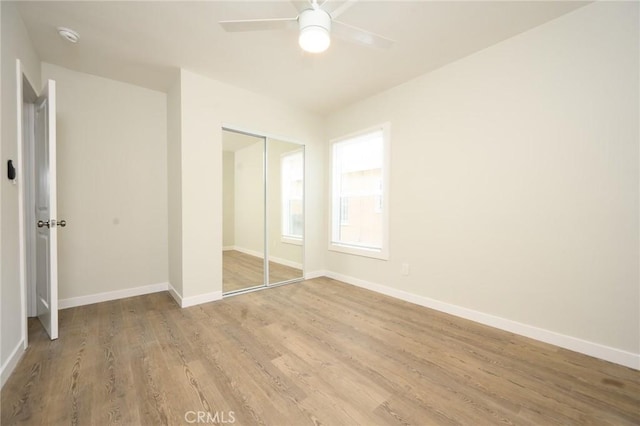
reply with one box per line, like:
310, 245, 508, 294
219, 0, 394, 53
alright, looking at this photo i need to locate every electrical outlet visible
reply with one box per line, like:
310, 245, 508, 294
401, 263, 410, 276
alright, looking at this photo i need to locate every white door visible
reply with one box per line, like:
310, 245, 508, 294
34, 80, 59, 340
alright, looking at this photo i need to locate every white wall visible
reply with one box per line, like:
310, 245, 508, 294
326, 2, 639, 363
170, 69, 324, 300
0, 1, 41, 384
41, 63, 168, 301
167, 77, 183, 296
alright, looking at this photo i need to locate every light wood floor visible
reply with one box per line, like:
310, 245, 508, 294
2, 277, 639, 425
223, 250, 303, 293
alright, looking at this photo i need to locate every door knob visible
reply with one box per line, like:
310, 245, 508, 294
37, 220, 50, 228
58, 220, 66, 227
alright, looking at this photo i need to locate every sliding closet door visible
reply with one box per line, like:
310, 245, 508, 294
222, 128, 305, 295
222, 129, 265, 293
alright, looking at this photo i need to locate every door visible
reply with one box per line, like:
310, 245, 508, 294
34, 80, 58, 340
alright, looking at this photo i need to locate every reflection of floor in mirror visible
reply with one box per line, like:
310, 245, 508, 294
223, 250, 302, 293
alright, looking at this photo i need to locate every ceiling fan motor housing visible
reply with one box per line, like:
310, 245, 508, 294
299, 8, 331, 33
298, 8, 332, 52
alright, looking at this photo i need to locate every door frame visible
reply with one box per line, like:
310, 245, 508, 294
17, 60, 39, 349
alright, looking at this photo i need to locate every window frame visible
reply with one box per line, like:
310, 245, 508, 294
328, 123, 390, 260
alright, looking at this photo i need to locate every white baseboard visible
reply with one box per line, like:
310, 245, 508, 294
59, 282, 169, 309
232, 246, 264, 258
1, 339, 25, 389
168, 283, 182, 307
269, 255, 302, 269
222, 246, 234, 251
182, 291, 223, 308
304, 270, 326, 280
325, 271, 640, 370
232, 246, 302, 269
168, 283, 222, 308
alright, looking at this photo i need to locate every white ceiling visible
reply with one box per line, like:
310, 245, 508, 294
16, 1, 588, 115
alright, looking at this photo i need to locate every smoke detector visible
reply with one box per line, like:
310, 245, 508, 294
57, 27, 80, 43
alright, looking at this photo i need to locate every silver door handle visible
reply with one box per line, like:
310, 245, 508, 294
37, 220, 50, 228
59, 220, 66, 227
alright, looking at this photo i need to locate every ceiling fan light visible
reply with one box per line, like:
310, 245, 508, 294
298, 8, 331, 53
299, 26, 330, 53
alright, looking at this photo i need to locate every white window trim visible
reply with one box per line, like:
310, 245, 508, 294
328, 123, 390, 261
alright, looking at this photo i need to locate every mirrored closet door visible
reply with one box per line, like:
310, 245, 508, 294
222, 128, 304, 295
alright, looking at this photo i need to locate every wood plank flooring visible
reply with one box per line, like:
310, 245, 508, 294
223, 250, 303, 293
2, 277, 639, 425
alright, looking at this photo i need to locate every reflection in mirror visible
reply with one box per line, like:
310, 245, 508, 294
267, 140, 304, 285
222, 129, 265, 293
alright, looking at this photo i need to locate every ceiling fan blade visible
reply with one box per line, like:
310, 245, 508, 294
290, 0, 312, 13
332, 20, 395, 49
219, 18, 298, 32
320, 0, 357, 19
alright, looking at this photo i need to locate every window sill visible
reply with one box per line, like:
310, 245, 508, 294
329, 243, 388, 260
281, 236, 303, 246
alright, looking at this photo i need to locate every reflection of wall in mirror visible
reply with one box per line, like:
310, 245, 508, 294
222, 151, 235, 249
233, 142, 265, 256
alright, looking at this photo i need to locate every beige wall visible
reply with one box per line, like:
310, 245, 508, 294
41, 63, 168, 300
170, 69, 324, 299
326, 2, 639, 356
1, 1, 41, 380
222, 150, 235, 248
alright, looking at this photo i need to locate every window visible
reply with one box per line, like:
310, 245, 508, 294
330, 124, 389, 259
340, 197, 349, 225
281, 150, 304, 242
